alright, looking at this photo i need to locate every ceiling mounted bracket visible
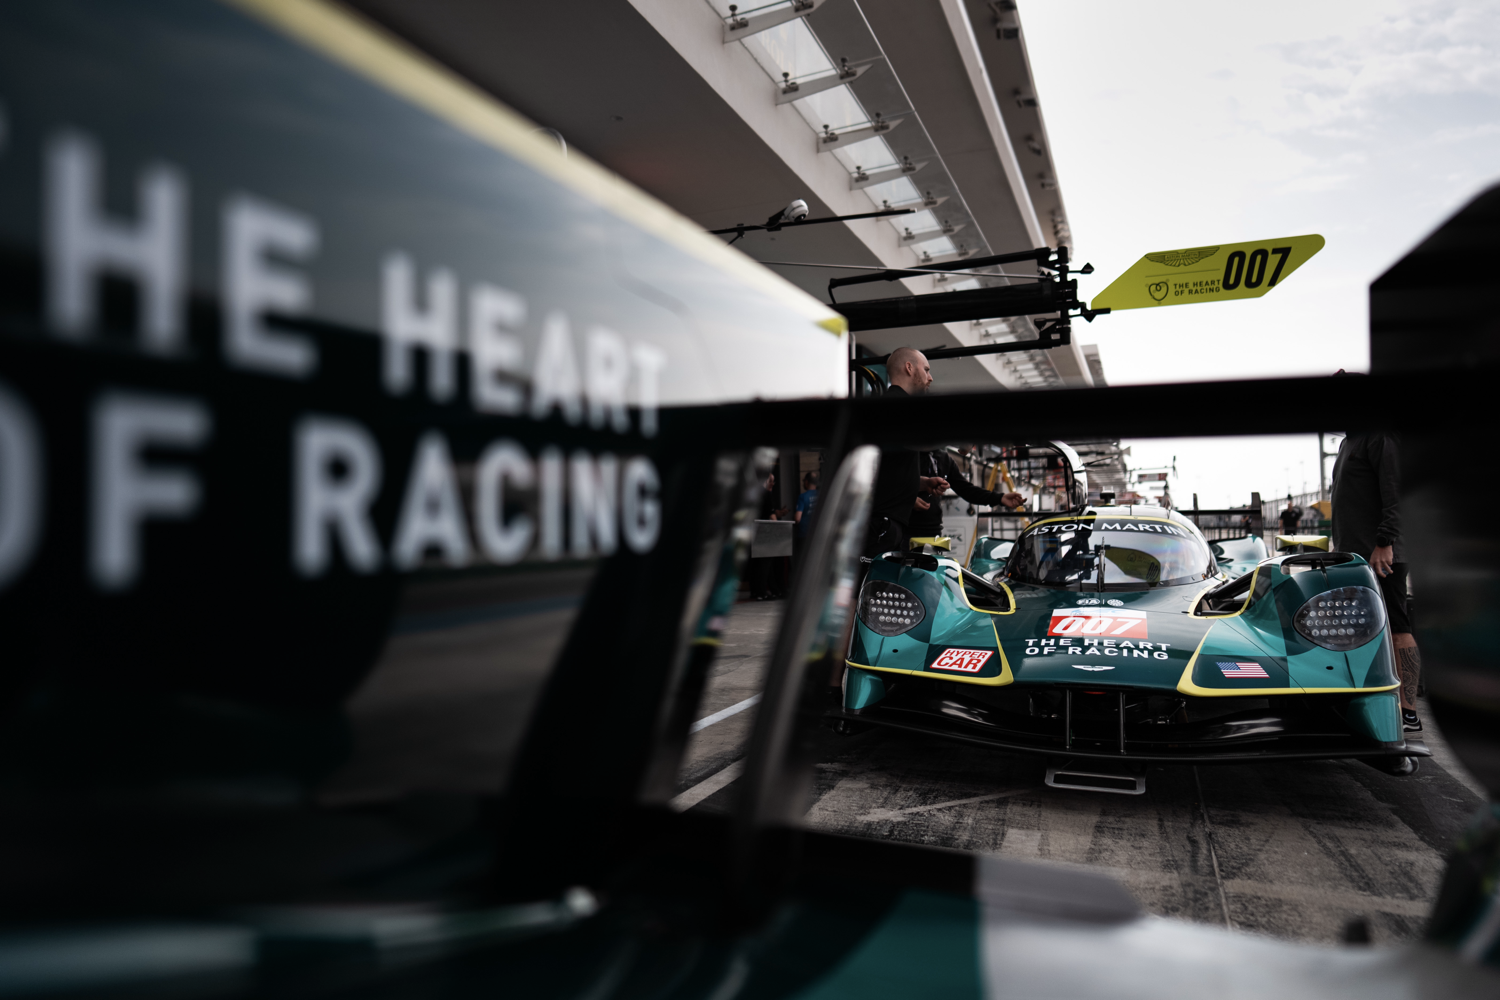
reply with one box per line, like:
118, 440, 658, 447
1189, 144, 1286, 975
850, 159, 927, 190
723, 0, 829, 43
899, 223, 966, 245
776, 58, 878, 105
817, 115, 904, 152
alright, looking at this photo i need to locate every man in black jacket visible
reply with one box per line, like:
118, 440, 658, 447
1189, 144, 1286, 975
1278, 497, 1303, 536
864, 347, 948, 558
908, 448, 1024, 538
1331, 432, 1422, 732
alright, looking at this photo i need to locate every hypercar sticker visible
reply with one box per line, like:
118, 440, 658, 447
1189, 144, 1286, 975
1049, 608, 1148, 639
930, 648, 993, 673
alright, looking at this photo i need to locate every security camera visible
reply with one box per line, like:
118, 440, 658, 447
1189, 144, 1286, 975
762, 198, 811, 230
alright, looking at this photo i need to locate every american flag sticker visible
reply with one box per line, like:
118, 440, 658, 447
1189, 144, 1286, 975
930, 648, 993, 673
1217, 661, 1269, 678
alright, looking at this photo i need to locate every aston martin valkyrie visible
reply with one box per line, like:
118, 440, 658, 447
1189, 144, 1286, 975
837, 504, 1426, 781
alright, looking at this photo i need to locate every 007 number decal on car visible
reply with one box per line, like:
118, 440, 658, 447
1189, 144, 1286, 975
1048, 609, 1148, 639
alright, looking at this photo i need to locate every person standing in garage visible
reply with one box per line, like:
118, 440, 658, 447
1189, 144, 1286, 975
1331, 432, 1422, 733
748, 469, 788, 600
793, 471, 819, 545
864, 347, 948, 559
835, 347, 948, 703
1279, 496, 1304, 536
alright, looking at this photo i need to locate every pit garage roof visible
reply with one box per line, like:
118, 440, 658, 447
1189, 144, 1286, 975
347, 0, 1096, 391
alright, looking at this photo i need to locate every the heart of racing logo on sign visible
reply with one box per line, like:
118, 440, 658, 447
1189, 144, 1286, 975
1147, 281, 1169, 301
1048, 609, 1148, 639
930, 648, 993, 673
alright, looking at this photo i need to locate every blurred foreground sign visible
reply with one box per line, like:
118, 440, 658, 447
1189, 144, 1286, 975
1092, 234, 1324, 311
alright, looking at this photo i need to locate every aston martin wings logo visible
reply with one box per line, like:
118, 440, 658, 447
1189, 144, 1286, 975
1145, 246, 1220, 267
1072, 665, 1114, 672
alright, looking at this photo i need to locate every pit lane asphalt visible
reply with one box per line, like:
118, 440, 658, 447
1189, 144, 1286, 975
672, 599, 1491, 946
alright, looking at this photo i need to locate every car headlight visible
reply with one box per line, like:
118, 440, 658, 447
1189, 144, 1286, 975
1293, 586, 1385, 651
858, 580, 926, 637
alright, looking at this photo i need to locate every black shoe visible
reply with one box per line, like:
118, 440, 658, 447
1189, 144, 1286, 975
1402, 709, 1422, 733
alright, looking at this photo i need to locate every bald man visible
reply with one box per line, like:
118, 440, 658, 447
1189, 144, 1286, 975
864, 347, 946, 558
886, 346, 932, 394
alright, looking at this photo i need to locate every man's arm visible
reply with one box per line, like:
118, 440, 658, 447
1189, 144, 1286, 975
1373, 435, 1401, 549
1369, 435, 1402, 577
938, 454, 1020, 508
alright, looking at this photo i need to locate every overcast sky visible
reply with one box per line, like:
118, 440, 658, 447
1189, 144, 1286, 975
1023, 1, 1500, 507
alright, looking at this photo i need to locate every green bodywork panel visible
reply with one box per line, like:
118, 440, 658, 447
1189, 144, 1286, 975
1347, 692, 1403, 742
845, 668, 886, 710
849, 551, 1399, 710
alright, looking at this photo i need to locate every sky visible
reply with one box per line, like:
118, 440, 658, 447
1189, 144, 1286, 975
1022, 1, 1500, 507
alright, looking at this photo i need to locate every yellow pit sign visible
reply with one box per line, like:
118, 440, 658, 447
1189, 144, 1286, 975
1091, 234, 1325, 311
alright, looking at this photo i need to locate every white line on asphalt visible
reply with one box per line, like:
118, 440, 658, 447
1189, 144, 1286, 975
670, 759, 746, 812
856, 788, 1032, 823
689, 694, 761, 733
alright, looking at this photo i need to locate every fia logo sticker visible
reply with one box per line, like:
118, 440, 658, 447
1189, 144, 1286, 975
930, 648, 993, 673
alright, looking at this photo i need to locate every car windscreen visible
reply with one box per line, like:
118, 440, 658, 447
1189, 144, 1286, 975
1006, 516, 1214, 590
1210, 535, 1268, 564
975, 538, 1012, 561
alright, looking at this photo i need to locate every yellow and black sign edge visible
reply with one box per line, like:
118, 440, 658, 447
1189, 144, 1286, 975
1092, 234, 1325, 312
225, 0, 847, 340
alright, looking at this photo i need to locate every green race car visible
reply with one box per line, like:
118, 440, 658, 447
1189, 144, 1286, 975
1209, 533, 1270, 579
967, 535, 1013, 580
838, 503, 1426, 781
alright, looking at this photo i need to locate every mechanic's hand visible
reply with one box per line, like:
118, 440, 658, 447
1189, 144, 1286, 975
919, 476, 950, 492
1000, 492, 1025, 509
1369, 544, 1394, 577
913, 497, 931, 511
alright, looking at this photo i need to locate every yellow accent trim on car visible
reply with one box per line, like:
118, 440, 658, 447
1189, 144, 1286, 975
847, 619, 1013, 687
910, 536, 951, 550
941, 561, 1016, 616
847, 656, 1014, 687
1188, 565, 1265, 620
1176, 623, 1399, 697
224, 0, 843, 337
